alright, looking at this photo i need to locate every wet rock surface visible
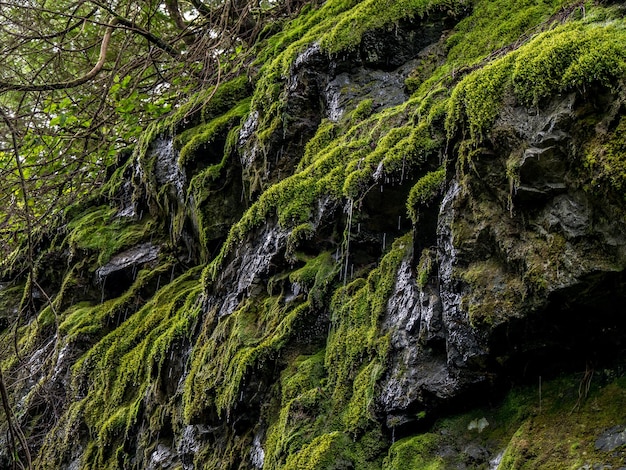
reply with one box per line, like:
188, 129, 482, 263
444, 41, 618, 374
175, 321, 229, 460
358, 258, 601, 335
96, 243, 160, 282
2, 5, 626, 470
151, 136, 186, 203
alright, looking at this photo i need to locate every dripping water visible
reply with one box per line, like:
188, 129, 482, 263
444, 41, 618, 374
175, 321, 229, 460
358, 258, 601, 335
100, 277, 107, 304
343, 199, 354, 286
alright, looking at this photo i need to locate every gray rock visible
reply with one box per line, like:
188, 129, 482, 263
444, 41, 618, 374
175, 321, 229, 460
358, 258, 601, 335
324, 67, 408, 122
95, 242, 160, 282
463, 443, 489, 464
539, 193, 590, 239
148, 444, 174, 470
596, 425, 626, 452
437, 181, 485, 368
150, 136, 186, 204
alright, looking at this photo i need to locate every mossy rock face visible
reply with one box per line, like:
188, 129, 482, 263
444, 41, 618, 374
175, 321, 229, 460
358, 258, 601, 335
448, 88, 626, 316
2, 1, 626, 469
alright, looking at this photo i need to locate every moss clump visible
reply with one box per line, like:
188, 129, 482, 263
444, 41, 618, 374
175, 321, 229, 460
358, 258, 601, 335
407, 166, 446, 223
585, 114, 626, 199
0, 282, 24, 324
177, 98, 251, 167
263, 351, 328, 469
65, 206, 155, 266
288, 252, 338, 306
512, 21, 626, 106
134, 75, 251, 161
285, 223, 316, 261
283, 431, 351, 470
383, 433, 445, 470
184, 248, 337, 422
447, 19, 626, 142
204, 98, 439, 282
445, 0, 566, 67
314, 0, 468, 53
377, 370, 626, 469
261, 237, 410, 469
351, 99, 374, 123
497, 375, 626, 469
416, 248, 435, 288
326, 235, 409, 413
249, 0, 465, 164
35, 266, 202, 469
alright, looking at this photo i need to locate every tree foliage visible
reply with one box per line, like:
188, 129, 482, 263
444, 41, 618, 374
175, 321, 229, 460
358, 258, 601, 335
0, 0, 299, 258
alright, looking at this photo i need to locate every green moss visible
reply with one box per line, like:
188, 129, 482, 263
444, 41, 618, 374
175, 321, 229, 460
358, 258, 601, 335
446, 0, 566, 67
204, 98, 439, 282
177, 98, 251, 167
283, 431, 350, 470
249, 0, 465, 161
132, 76, 251, 215
35, 266, 202, 469
9, 1, 626, 468
342, 359, 384, 433
65, 206, 155, 266
298, 119, 337, 170
184, 295, 308, 420
407, 166, 446, 223
460, 258, 526, 326
351, 99, 374, 123
285, 223, 316, 261
325, 235, 410, 426
259, 237, 410, 469
585, 114, 626, 198
447, 18, 626, 143
0, 282, 24, 323
416, 248, 435, 288
319, 0, 468, 54
497, 376, 626, 469
185, 251, 337, 424
383, 433, 445, 470
446, 54, 515, 142
375, 370, 626, 469
263, 351, 328, 469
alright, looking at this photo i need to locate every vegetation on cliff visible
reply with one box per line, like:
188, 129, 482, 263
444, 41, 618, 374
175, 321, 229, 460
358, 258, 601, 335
1, 0, 626, 469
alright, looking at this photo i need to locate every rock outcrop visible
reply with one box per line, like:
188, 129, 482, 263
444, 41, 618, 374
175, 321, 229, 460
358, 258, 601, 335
1, 1, 626, 469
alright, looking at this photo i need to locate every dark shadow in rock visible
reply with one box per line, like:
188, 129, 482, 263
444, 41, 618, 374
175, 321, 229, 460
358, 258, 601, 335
490, 270, 626, 382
